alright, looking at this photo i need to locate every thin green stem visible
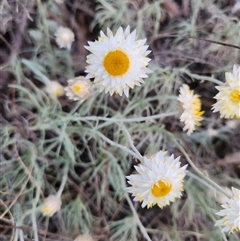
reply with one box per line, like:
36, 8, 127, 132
13, 229, 19, 241
31, 185, 41, 241
19, 207, 41, 225
93, 130, 140, 159
164, 130, 232, 198
70, 111, 178, 123
57, 165, 69, 198
70, 101, 84, 115
18, 229, 24, 241
125, 194, 152, 241
180, 68, 223, 85
119, 123, 143, 161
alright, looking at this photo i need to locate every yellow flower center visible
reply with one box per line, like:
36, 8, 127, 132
191, 96, 204, 125
54, 88, 64, 97
72, 83, 82, 94
61, 34, 70, 42
230, 227, 239, 233
230, 89, 240, 103
151, 180, 172, 197
42, 206, 51, 216
103, 50, 130, 76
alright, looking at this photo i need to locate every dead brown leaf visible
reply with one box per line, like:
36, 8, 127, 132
217, 152, 240, 166
162, 1, 181, 19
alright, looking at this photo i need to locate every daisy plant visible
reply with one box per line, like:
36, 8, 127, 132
84, 26, 151, 97
45, 80, 64, 98
3, 0, 240, 240
41, 195, 62, 217
215, 187, 240, 233
126, 150, 188, 209
65, 76, 93, 102
212, 65, 240, 119
177, 84, 204, 135
55, 26, 75, 50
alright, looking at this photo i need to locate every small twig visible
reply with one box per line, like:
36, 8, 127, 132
0, 200, 15, 241
11, 0, 35, 53
189, 36, 240, 50
0, 34, 14, 52
43, 218, 49, 241
0, 141, 36, 220
11, 82, 44, 198
151, 34, 240, 50
0, 223, 73, 240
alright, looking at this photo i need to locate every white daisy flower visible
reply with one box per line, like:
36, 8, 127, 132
65, 76, 93, 102
215, 187, 240, 233
41, 195, 62, 217
55, 26, 74, 50
177, 84, 204, 135
212, 65, 240, 119
85, 26, 151, 97
45, 81, 64, 97
126, 151, 188, 209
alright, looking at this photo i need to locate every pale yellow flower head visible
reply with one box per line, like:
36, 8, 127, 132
74, 234, 94, 241
41, 195, 62, 217
85, 26, 151, 97
45, 81, 64, 97
126, 151, 188, 209
55, 26, 74, 50
54, 0, 64, 4
65, 76, 93, 102
212, 65, 240, 119
215, 187, 240, 233
177, 84, 204, 135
